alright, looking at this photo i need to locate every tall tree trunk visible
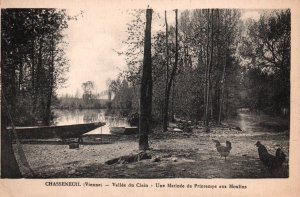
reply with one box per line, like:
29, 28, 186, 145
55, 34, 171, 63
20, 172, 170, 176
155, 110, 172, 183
163, 9, 179, 131
210, 93, 213, 120
203, 10, 210, 120
1, 62, 22, 178
36, 37, 48, 124
139, 8, 153, 151
171, 9, 179, 122
34, 37, 43, 112
45, 35, 55, 125
163, 10, 170, 132
171, 77, 175, 122
204, 9, 214, 132
31, 39, 36, 107
1, 123, 22, 178
218, 44, 227, 125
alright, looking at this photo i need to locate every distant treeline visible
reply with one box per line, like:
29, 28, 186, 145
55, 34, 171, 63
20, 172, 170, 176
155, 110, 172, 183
56, 95, 109, 109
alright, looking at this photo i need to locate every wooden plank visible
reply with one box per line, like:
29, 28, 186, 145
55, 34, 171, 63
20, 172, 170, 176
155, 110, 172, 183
6, 122, 105, 139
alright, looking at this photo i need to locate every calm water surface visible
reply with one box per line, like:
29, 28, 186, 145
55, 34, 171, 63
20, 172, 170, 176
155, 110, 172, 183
53, 109, 288, 135
53, 109, 130, 134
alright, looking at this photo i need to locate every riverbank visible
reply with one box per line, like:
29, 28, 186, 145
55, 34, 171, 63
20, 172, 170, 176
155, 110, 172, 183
14, 127, 289, 178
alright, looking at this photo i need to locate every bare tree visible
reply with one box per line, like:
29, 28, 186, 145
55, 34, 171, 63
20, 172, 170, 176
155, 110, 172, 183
162, 9, 179, 132
204, 9, 214, 132
139, 8, 153, 150
163, 10, 170, 132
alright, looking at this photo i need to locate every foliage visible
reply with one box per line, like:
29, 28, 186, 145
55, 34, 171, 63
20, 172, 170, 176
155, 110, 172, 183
112, 9, 243, 128
239, 10, 290, 115
106, 9, 290, 130
81, 81, 95, 104
1, 9, 74, 125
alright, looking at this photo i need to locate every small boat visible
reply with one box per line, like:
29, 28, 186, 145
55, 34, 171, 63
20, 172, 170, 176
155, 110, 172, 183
6, 122, 106, 141
110, 126, 138, 135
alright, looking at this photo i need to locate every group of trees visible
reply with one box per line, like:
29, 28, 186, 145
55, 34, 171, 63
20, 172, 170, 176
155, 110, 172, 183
111, 9, 243, 127
163, 9, 242, 132
239, 10, 290, 115
1, 9, 73, 177
109, 8, 290, 146
1, 9, 72, 126
106, 78, 137, 116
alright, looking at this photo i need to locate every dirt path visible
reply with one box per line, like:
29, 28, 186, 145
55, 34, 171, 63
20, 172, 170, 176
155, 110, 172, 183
16, 129, 289, 178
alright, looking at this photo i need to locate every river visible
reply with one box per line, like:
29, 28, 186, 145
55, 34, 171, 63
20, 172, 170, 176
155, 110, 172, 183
224, 110, 289, 133
53, 109, 289, 135
53, 109, 130, 134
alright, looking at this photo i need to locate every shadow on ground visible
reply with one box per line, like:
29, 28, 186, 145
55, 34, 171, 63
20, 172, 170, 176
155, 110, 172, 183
29, 132, 289, 179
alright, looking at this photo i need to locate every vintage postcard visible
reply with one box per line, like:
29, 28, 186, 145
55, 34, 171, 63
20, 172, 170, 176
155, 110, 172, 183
0, 0, 299, 196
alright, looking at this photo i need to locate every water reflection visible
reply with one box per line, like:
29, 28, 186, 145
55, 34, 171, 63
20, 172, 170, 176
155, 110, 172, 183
53, 109, 130, 134
83, 111, 99, 123
224, 111, 289, 133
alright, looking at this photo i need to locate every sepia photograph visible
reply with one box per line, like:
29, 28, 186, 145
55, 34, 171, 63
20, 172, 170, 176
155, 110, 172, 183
1, 0, 300, 196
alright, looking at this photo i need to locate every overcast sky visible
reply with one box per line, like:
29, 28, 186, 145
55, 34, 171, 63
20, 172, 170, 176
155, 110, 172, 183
58, 9, 260, 96
59, 8, 130, 96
